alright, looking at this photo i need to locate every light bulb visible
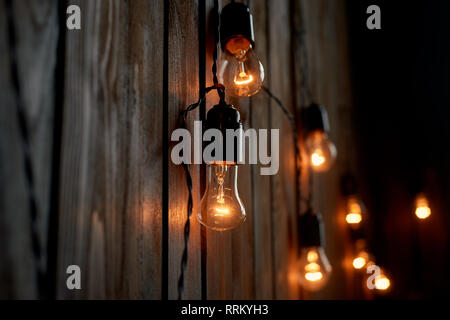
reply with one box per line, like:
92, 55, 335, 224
305, 130, 337, 172
353, 250, 369, 270
297, 247, 332, 291
374, 272, 391, 291
198, 163, 246, 231
414, 193, 431, 220
345, 196, 366, 226
218, 36, 264, 97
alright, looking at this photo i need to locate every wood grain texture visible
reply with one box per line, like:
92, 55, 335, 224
57, 0, 164, 299
205, 0, 233, 300
267, 0, 299, 300
0, 0, 356, 300
299, 0, 354, 299
0, 0, 58, 299
167, 0, 202, 300
249, 0, 274, 300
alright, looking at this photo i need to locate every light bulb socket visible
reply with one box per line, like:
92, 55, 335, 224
302, 103, 330, 135
220, 2, 255, 51
204, 103, 243, 164
298, 209, 324, 248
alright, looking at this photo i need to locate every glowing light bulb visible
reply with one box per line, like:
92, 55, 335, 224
219, 36, 264, 97
297, 247, 332, 291
198, 164, 246, 231
352, 251, 369, 270
305, 130, 337, 172
374, 273, 391, 291
414, 193, 431, 220
345, 196, 366, 226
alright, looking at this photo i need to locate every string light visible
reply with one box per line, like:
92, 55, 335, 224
218, 2, 265, 97
374, 269, 391, 291
297, 210, 332, 291
414, 193, 431, 220
303, 104, 337, 172
198, 104, 246, 231
345, 196, 366, 227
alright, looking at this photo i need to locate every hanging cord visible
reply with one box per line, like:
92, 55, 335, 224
177, 0, 225, 300
5, 0, 44, 296
297, 28, 313, 107
262, 86, 304, 215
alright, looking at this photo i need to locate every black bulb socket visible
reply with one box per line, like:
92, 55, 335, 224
298, 209, 324, 248
204, 103, 243, 165
220, 2, 255, 51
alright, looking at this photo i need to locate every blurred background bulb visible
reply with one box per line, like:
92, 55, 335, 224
374, 271, 391, 291
305, 130, 337, 172
345, 196, 366, 226
198, 164, 246, 231
414, 193, 431, 220
219, 36, 264, 97
297, 246, 332, 291
352, 250, 369, 270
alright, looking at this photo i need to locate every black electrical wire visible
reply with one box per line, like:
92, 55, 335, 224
262, 87, 306, 215
5, 0, 44, 296
262, 27, 315, 211
177, 0, 225, 300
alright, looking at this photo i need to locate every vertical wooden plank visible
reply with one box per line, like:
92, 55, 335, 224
57, 0, 164, 299
205, 0, 233, 300
168, 0, 202, 300
226, 0, 255, 301
300, 0, 355, 299
126, 0, 164, 300
249, 0, 275, 300
0, 0, 58, 299
267, 0, 298, 300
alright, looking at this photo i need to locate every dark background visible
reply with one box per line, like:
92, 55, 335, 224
347, 0, 450, 298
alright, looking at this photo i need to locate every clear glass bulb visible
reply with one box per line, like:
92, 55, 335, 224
414, 193, 431, 220
198, 164, 246, 231
305, 130, 337, 172
218, 37, 264, 97
297, 247, 332, 291
345, 196, 366, 227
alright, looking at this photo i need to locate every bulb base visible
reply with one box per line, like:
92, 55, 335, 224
220, 2, 255, 52
204, 103, 243, 164
302, 103, 330, 134
298, 210, 324, 248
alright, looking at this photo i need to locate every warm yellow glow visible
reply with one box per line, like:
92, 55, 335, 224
346, 198, 363, 224
415, 195, 431, 219
353, 257, 367, 269
346, 213, 362, 224
305, 271, 323, 282
307, 251, 319, 262
214, 207, 229, 216
311, 150, 326, 167
305, 262, 320, 272
375, 275, 391, 290
234, 72, 254, 85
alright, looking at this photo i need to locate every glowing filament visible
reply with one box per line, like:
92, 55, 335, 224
311, 150, 326, 167
305, 271, 323, 282
307, 251, 319, 262
346, 213, 362, 224
234, 72, 254, 85
214, 207, 230, 216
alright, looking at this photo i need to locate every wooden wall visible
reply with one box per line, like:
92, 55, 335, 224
0, 0, 355, 299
